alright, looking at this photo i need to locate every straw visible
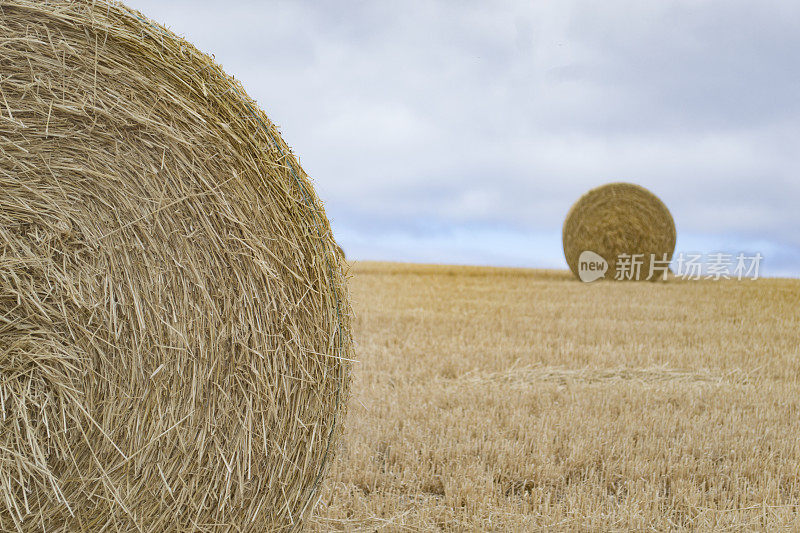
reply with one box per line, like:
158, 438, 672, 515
0, 1, 352, 530
562, 183, 677, 281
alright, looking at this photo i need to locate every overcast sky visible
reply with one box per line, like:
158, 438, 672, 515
127, 0, 800, 276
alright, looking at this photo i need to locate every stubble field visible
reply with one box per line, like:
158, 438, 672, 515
311, 262, 800, 531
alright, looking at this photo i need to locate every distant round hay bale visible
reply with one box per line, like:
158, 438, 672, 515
0, 1, 351, 530
562, 183, 676, 281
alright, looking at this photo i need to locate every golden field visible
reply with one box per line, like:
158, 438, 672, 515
311, 262, 800, 532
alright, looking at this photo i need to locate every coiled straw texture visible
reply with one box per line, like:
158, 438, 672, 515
0, 1, 352, 530
563, 183, 676, 281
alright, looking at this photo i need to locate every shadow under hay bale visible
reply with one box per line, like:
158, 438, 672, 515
0, 1, 352, 530
562, 183, 676, 282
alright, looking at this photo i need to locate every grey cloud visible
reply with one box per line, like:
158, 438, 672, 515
125, 0, 800, 274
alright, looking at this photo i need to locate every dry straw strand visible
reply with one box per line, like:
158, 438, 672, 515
0, 0, 352, 531
562, 182, 677, 281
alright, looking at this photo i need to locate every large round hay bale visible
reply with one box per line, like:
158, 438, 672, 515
562, 183, 676, 281
0, 1, 351, 530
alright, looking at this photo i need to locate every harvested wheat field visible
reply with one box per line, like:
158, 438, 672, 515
310, 262, 800, 531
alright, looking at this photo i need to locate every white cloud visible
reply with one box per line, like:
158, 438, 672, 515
126, 0, 800, 275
